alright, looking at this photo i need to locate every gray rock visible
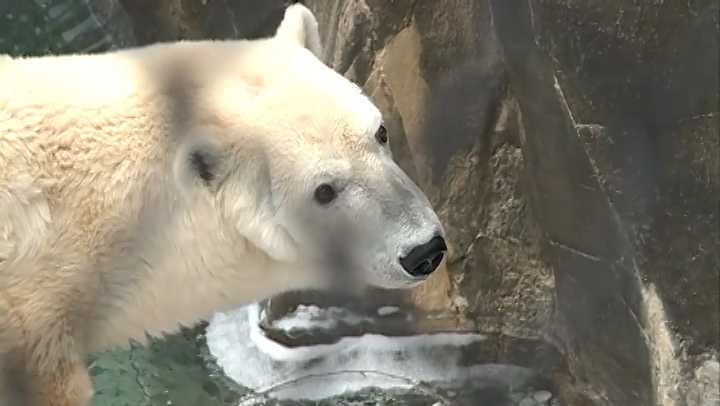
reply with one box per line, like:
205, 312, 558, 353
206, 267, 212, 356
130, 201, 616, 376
686, 358, 720, 406
299, 0, 558, 374
490, 0, 718, 404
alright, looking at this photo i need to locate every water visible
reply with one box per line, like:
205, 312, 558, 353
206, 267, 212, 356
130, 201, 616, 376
88, 305, 560, 406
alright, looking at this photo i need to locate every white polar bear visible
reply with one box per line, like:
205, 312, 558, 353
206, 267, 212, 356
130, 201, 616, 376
0, 4, 446, 406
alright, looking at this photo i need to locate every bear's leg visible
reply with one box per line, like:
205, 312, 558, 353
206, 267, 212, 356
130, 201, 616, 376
27, 360, 93, 406
0, 324, 92, 406
0, 350, 28, 406
0, 305, 30, 405
14, 319, 93, 406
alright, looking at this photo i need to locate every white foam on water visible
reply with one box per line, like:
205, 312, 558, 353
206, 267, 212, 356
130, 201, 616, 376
272, 304, 372, 332
206, 304, 537, 401
376, 305, 401, 316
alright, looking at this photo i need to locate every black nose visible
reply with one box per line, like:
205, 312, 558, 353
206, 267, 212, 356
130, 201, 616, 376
400, 236, 447, 277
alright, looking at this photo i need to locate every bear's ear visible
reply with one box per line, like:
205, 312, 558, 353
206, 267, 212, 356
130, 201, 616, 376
274, 3, 323, 59
173, 131, 228, 198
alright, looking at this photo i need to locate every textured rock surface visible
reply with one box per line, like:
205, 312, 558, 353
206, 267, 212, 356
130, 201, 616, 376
301, 0, 719, 404
291, 0, 558, 364
489, 1, 719, 405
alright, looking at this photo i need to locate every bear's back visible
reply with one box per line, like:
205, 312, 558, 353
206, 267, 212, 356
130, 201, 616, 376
0, 51, 177, 254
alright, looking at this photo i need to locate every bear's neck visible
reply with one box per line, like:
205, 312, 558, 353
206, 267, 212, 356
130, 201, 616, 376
86, 185, 317, 353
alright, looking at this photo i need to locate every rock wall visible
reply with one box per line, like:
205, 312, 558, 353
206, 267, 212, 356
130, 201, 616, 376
300, 1, 719, 405
296, 0, 559, 373
489, 2, 718, 405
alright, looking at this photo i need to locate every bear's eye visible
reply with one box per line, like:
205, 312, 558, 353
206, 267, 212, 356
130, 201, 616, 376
375, 124, 388, 145
314, 183, 337, 205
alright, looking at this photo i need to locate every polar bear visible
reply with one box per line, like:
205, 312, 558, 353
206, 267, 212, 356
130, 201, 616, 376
0, 4, 446, 406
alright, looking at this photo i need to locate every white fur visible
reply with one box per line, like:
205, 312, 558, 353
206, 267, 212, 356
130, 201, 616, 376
0, 4, 443, 363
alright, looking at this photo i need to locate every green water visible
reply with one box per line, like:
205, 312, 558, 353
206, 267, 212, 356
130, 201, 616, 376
86, 325, 450, 406
89, 325, 243, 406
87, 324, 556, 406
87, 324, 458, 406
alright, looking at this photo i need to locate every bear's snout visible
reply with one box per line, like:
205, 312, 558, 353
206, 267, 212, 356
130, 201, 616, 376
399, 235, 447, 278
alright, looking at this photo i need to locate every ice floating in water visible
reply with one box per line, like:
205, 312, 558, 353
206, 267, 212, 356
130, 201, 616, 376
206, 304, 537, 401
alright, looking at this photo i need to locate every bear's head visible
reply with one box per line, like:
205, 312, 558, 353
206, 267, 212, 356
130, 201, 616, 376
172, 4, 446, 291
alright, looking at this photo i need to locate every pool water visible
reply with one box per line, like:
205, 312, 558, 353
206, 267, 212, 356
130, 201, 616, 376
88, 319, 560, 406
